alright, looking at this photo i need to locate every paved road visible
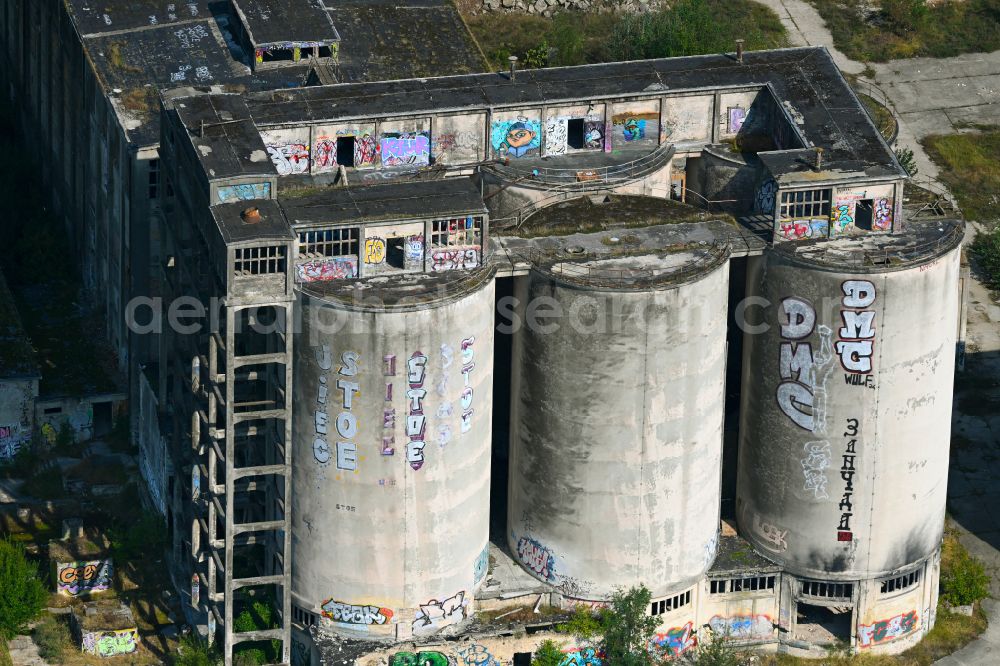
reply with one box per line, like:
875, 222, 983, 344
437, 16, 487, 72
757, 0, 1000, 190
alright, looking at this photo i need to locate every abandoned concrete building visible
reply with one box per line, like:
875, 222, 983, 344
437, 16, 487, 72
1, 1, 967, 665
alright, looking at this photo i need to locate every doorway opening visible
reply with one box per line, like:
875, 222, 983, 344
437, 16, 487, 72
336, 136, 355, 167
855, 199, 874, 231
795, 603, 853, 646
513, 654, 531, 666
567, 118, 585, 149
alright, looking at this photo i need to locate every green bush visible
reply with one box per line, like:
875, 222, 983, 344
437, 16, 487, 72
598, 586, 659, 666
32, 617, 71, 664
173, 635, 222, 666
972, 226, 1000, 291
942, 548, 991, 606
54, 421, 74, 452
895, 147, 919, 177
232, 599, 281, 664
531, 639, 565, 666
0, 539, 47, 639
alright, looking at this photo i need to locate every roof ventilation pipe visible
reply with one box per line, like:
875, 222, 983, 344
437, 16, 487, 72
508, 55, 518, 82
736, 39, 745, 64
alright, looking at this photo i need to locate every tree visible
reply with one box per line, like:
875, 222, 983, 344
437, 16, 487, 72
598, 586, 659, 666
0, 538, 47, 639
531, 639, 565, 666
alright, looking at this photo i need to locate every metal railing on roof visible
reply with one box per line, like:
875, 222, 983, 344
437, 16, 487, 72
483, 143, 675, 189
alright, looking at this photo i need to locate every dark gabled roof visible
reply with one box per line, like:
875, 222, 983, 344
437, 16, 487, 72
0, 269, 39, 381
65, 0, 215, 36
211, 199, 294, 244
279, 178, 488, 228
240, 47, 904, 180
232, 0, 340, 47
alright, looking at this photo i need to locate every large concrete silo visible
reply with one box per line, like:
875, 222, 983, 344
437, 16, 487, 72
736, 222, 963, 581
291, 270, 495, 639
506, 237, 732, 602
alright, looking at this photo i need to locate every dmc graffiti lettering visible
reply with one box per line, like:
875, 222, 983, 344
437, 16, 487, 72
858, 610, 918, 647
320, 599, 393, 625
835, 280, 877, 375
775, 298, 836, 432
517, 536, 555, 581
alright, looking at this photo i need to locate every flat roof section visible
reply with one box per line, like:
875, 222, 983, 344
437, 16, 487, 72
279, 179, 487, 228
65, 0, 215, 36
328, 2, 487, 82
211, 199, 294, 244
242, 47, 904, 181
232, 0, 340, 47
172, 93, 277, 180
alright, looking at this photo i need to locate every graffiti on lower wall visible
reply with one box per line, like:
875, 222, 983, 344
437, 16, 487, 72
491, 118, 541, 158
295, 257, 358, 282
57, 560, 113, 596
559, 646, 604, 665
0, 423, 28, 460
413, 590, 467, 634
266, 143, 309, 175
380, 132, 431, 168
858, 610, 918, 647
756, 179, 777, 215
390, 652, 451, 666
473, 544, 489, 587
651, 622, 697, 658
458, 644, 501, 666
82, 628, 138, 657
517, 536, 555, 581
708, 614, 773, 639
431, 246, 480, 273
612, 111, 658, 143
779, 218, 828, 241
217, 182, 270, 204
320, 599, 393, 625
727, 106, 747, 134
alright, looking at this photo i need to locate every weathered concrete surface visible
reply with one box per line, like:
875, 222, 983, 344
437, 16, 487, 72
291, 275, 495, 640
507, 257, 729, 600
738, 240, 962, 579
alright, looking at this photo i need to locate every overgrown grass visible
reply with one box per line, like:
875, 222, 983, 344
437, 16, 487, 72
468, 0, 786, 70
808, 0, 1000, 62
924, 129, 1000, 223
32, 616, 72, 664
0, 639, 12, 666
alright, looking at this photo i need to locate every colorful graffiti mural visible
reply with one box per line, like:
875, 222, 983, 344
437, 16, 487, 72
559, 646, 604, 666
727, 106, 747, 134
858, 610, 918, 647
380, 132, 431, 168
612, 111, 658, 142
491, 118, 541, 158
516, 536, 555, 581
874, 197, 893, 230
0, 423, 27, 461
779, 218, 828, 241
390, 652, 451, 666
217, 182, 271, 204
364, 237, 387, 264
431, 247, 479, 272
651, 622, 697, 658
708, 614, 773, 639
458, 644, 500, 666
295, 257, 358, 282
57, 560, 113, 596
412, 590, 467, 634
320, 599, 393, 625
831, 203, 854, 235
266, 143, 309, 175
81, 628, 139, 657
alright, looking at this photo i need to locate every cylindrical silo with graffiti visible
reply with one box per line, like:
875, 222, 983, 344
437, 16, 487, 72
291, 270, 495, 639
